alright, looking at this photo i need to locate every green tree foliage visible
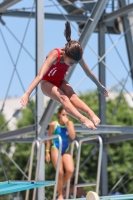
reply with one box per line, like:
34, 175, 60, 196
106, 94, 133, 194
106, 93, 133, 125
0, 112, 9, 179
0, 111, 9, 132
17, 100, 35, 128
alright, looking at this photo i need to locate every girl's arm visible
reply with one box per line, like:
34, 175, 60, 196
20, 50, 58, 106
45, 121, 56, 163
66, 121, 76, 140
61, 115, 76, 140
46, 121, 56, 150
79, 58, 108, 97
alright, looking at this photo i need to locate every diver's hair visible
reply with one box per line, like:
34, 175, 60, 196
58, 106, 64, 114
64, 21, 83, 62
64, 21, 71, 42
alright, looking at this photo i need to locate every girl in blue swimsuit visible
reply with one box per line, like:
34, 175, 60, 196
45, 106, 76, 200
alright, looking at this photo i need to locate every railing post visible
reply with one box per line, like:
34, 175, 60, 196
25, 140, 39, 200
32, 135, 62, 200
65, 140, 79, 199
73, 136, 103, 198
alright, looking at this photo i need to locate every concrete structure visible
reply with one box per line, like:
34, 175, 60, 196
0, 96, 50, 130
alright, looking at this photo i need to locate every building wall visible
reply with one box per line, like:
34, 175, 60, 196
0, 96, 50, 130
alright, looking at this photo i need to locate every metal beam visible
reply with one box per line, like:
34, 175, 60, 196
2, 137, 35, 143
0, 0, 21, 13
106, 134, 133, 144
1, 124, 133, 141
119, 0, 133, 81
1, 11, 88, 22
3, 133, 133, 145
98, 23, 106, 124
98, 22, 108, 196
79, 0, 109, 48
35, 0, 44, 199
1, 11, 118, 34
35, 1, 44, 127
102, 3, 133, 22
75, 125, 133, 134
0, 125, 36, 140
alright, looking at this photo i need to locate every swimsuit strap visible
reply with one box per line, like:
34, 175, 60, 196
53, 121, 58, 134
55, 48, 60, 63
57, 121, 66, 128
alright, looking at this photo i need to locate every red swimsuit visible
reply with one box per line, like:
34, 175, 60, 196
42, 48, 69, 87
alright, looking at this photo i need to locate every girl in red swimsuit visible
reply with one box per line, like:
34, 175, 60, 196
20, 21, 108, 130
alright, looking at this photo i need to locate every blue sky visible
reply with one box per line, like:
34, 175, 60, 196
0, 0, 133, 101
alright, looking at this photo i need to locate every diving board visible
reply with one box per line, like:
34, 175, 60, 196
0, 181, 55, 195
86, 192, 133, 200
64, 192, 133, 200
100, 194, 133, 200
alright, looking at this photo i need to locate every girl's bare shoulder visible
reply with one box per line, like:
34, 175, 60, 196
46, 48, 61, 64
47, 48, 62, 57
50, 120, 57, 127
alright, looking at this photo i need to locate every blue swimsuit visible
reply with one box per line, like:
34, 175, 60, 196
52, 121, 69, 155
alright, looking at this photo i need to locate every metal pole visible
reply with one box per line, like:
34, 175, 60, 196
65, 140, 79, 199
35, 0, 44, 199
98, 22, 108, 196
32, 135, 62, 200
73, 136, 103, 198
119, 0, 133, 82
96, 136, 103, 193
25, 140, 39, 200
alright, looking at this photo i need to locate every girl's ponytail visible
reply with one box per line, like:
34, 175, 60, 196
64, 21, 83, 61
64, 21, 71, 43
